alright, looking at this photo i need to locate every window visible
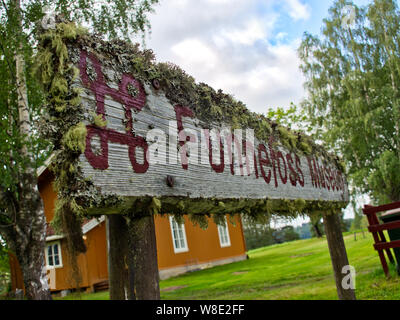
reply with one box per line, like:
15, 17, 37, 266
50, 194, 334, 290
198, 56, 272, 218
169, 216, 189, 253
45, 242, 62, 268
217, 218, 231, 248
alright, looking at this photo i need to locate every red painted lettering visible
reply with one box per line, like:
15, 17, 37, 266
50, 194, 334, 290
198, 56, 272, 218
174, 105, 195, 170
258, 144, 272, 185
286, 153, 297, 187
276, 151, 287, 185
295, 154, 305, 187
203, 129, 224, 173
79, 50, 148, 173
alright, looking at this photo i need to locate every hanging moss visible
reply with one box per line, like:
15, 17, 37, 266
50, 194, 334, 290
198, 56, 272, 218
35, 21, 100, 271
211, 213, 228, 226
188, 213, 209, 230
299, 142, 312, 155
294, 198, 307, 212
149, 197, 162, 215
34, 48, 54, 85
90, 112, 108, 128
338, 161, 346, 172
218, 201, 226, 209
56, 22, 86, 40
62, 122, 87, 153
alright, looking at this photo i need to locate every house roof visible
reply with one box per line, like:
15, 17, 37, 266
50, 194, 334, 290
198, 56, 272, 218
45, 216, 105, 242
37, 153, 56, 178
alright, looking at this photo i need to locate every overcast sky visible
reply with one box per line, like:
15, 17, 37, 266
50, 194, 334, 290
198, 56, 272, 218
143, 0, 372, 116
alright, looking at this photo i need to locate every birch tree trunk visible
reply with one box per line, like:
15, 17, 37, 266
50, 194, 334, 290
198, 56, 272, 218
11, 0, 52, 300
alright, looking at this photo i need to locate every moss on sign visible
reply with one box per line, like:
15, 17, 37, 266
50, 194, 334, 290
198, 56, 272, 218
35, 19, 348, 233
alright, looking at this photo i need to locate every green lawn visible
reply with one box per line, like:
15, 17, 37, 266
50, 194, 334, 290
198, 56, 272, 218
59, 231, 400, 300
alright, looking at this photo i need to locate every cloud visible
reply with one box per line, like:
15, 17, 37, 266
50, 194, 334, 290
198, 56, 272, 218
217, 19, 271, 46
283, 0, 311, 21
144, 0, 307, 114
171, 39, 218, 68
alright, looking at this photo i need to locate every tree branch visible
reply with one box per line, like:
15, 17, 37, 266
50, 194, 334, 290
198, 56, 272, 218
0, 0, 10, 17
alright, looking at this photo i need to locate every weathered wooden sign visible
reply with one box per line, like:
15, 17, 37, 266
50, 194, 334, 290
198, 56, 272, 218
38, 23, 349, 216
36, 23, 355, 301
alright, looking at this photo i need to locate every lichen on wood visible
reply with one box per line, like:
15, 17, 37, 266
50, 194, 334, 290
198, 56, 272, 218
35, 19, 349, 233
34, 20, 124, 282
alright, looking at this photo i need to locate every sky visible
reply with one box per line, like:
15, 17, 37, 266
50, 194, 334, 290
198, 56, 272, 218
143, 0, 372, 115
142, 0, 375, 225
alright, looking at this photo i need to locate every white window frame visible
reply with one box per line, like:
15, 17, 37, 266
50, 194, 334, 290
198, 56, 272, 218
45, 241, 63, 269
169, 216, 189, 254
217, 217, 231, 248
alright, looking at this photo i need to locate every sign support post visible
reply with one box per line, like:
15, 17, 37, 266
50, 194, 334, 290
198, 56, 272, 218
323, 212, 356, 300
127, 214, 160, 300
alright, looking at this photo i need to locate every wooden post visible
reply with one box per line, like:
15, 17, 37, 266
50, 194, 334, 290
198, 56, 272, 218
323, 211, 356, 300
363, 207, 391, 276
126, 233, 136, 301
107, 213, 159, 300
126, 214, 160, 300
107, 215, 132, 300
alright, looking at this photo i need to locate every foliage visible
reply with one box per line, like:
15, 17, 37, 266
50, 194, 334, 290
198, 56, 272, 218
308, 213, 324, 238
0, 14, 51, 197
0, 239, 9, 275
298, 0, 400, 204
350, 195, 364, 231
242, 215, 302, 250
273, 225, 300, 243
242, 215, 275, 250
267, 104, 311, 134
293, 223, 312, 239
0, 239, 10, 295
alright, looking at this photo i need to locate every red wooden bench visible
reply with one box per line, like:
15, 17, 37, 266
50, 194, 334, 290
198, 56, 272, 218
363, 201, 400, 277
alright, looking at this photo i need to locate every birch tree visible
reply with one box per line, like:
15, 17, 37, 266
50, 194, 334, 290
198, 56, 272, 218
298, 0, 400, 205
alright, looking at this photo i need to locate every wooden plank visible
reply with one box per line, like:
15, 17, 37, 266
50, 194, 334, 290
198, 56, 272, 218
365, 212, 391, 276
374, 240, 400, 251
363, 202, 400, 215
368, 220, 400, 232
372, 213, 396, 264
63, 43, 349, 214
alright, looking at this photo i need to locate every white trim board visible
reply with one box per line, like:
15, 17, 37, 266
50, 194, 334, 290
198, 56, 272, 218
46, 215, 105, 242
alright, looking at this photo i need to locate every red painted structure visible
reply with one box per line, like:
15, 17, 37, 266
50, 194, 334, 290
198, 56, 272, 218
363, 201, 400, 277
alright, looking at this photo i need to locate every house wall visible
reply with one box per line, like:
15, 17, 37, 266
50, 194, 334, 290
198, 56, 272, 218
45, 221, 108, 291
46, 240, 90, 291
10, 171, 247, 292
155, 215, 247, 273
8, 252, 24, 292
82, 222, 108, 288
38, 169, 56, 223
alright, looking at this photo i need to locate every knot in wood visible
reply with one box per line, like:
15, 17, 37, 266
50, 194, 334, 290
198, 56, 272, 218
166, 175, 174, 188
152, 79, 160, 90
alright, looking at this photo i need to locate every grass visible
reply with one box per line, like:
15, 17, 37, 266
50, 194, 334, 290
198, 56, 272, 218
58, 231, 400, 300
